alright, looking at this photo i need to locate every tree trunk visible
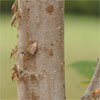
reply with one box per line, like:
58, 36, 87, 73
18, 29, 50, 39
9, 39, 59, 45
17, 0, 66, 100
81, 60, 100, 100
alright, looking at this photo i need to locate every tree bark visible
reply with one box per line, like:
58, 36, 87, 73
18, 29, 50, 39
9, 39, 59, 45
81, 60, 100, 100
17, 0, 66, 100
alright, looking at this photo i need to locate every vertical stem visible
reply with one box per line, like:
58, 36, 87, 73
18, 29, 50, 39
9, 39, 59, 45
17, 0, 66, 100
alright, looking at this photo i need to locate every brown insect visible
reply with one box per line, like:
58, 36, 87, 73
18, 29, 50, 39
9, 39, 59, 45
11, 0, 18, 13
43, 69, 48, 73
56, 25, 62, 30
10, 45, 18, 58
91, 88, 100, 99
46, 5, 54, 14
11, 64, 19, 80
27, 42, 37, 55
11, 11, 19, 26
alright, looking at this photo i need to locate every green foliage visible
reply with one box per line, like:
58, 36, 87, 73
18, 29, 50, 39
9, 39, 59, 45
70, 60, 97, 79
0, 14, 17, 99
0, 1, 14, 13
65, 0, 99, 16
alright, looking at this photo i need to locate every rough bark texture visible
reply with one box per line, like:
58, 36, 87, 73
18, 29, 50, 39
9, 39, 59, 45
81, 60, 100, 100
17, 0, 66, 100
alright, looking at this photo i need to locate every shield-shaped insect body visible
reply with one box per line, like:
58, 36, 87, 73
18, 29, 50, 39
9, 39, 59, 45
27, 42, 37, 55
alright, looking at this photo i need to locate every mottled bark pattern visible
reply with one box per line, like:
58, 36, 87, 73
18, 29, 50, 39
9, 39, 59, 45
17, 0, 66, 100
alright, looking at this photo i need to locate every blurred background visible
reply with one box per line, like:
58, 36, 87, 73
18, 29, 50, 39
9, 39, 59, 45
0, 0, 100, 100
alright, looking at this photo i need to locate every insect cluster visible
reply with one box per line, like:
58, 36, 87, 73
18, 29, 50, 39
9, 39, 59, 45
11, 0, 18, 26
10, 45, 19, 80
11, 0, 19, 81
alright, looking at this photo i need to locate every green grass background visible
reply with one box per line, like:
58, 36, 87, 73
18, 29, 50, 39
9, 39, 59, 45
65, 14, 99, 99
0, 14, 99, 100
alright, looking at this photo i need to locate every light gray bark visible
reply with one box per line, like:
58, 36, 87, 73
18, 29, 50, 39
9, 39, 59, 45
16, 0, 66, 100
81, 60, 100, 100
